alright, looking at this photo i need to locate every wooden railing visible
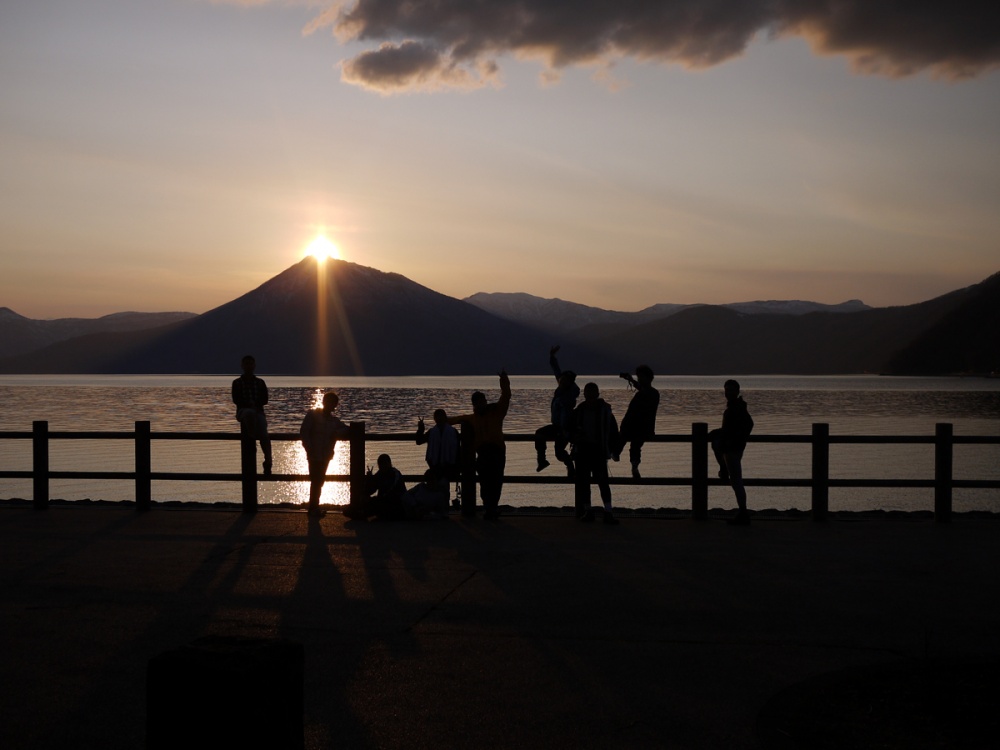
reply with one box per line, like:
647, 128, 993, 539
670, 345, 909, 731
1, 421, 998, 522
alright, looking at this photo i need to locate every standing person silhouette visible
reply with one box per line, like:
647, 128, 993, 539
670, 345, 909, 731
416, 409, 460, 502
449, 370, 511, 520
416, 409, 460, 479
534, 345, 579, 476
614, 365, 660, 478
709, 380, 754, 526
571, 382, 620, 525
232, 355, 273, 475
300, 391, 349, 517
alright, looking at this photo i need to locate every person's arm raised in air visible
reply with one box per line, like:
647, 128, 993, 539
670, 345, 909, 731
549, 345, 563, 381
498, 369, 511, 416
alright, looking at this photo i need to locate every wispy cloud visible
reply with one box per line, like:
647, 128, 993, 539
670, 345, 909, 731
293, 0, 1000, 92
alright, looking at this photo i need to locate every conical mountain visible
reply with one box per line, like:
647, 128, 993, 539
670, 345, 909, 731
98, 257, 591, 375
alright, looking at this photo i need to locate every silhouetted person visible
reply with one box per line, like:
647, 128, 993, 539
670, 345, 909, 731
449, 370, 511, 520
299, 391, 349, 516
571, 382, 620, 525
709, 379, 754, 526
403, 469, 450, 519
614, 364, 660, 478
534, 345, 579, 476
345, 453, 407, 521
416, 409, 460, 487
232, 355, 273, 475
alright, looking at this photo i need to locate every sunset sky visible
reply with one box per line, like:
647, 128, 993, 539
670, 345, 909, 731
2, 1, 998, 319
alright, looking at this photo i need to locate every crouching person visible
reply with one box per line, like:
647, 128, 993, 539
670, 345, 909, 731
403, 469, 451, 520
345, 454, 407, 521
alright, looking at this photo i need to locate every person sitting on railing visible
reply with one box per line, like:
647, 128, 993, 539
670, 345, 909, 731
300, 391, 349, 517
709, 380, 754, 526
614, 365, 660, 479
232, 354, 273, 475
534, 345, 579, 477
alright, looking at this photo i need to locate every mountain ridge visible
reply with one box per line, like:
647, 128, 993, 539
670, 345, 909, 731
464, 292, 871, 336
1, 262, 996, 375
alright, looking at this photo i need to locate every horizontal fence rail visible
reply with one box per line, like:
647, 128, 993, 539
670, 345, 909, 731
1, 421, 998, 522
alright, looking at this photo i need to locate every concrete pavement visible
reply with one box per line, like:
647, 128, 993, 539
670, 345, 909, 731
1, 505, 998, 749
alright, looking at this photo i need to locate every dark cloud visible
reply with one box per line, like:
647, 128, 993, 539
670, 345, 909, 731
314, 0, 1000, 92
785, 1, 1000, 78
340, 40, 499, 93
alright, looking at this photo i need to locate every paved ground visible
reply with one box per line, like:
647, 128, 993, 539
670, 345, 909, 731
1, 505, 999, 749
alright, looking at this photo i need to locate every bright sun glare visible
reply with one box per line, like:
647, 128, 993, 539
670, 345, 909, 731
304, 234, 339, 261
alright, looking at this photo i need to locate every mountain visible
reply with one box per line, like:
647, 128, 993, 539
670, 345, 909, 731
0, 308, 196, 359
461, 293, 681, 335
886, 272, 1000, 375
724, 299, 869, 316
1, 261, 995, 376
588, 288, 972, 375
0, 259, 614, 375
465, 292, 870, 336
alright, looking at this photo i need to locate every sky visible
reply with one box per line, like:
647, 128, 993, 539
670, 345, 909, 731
1, 1, 998, 319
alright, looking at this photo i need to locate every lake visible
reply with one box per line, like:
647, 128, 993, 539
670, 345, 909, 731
2, 374, 999, 513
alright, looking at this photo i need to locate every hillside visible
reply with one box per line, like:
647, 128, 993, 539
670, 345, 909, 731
0, 309, 196, 359
1, 262, 995, 376
0, 259, 612, 375
886, 272, 1000, 375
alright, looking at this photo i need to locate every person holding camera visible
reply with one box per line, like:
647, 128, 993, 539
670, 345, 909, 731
614, 365, 659, 479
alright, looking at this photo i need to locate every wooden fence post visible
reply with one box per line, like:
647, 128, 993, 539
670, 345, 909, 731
934, 422, 953, 523
239, 420, 258, 512
460, 423, 477, 516
349, 422, 366, 510
32, 420, 49, 511
691, 422, 709, 520
135, 421, 152, 512
812, 423, 829, 522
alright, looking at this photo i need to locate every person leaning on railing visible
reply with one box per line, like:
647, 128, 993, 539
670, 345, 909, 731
709, 380, 754, 526
232, 354, 273, 475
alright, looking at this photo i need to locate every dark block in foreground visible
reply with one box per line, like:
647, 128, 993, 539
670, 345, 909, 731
147, 636, 304, 750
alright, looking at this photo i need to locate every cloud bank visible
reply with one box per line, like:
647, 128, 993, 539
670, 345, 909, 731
305, 0, 1000, 93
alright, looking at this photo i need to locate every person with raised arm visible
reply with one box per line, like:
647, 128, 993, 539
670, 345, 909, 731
345, 453, 408, 521
416, 409, 460, 481
448, 370, 512, 520
614, 364, 660, 478
534, 345, 579, 477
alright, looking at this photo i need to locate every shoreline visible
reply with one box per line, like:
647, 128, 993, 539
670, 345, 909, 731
4, 496, 1000, 520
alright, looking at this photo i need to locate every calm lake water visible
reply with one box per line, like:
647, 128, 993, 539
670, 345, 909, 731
2, 375, 999, 513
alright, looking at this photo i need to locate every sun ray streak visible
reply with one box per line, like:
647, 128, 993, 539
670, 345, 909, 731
322, 263, 364, 375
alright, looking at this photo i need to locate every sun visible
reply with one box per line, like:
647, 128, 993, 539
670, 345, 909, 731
304, 234, 340, 261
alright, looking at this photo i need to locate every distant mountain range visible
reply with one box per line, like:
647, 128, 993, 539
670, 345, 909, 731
463, 292, 870, 335
0, 261, 997, 375
0, 308, 196, 359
